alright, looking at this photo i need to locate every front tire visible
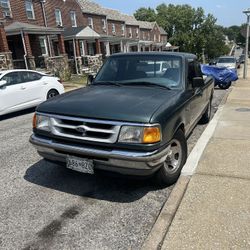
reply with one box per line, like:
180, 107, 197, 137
47, 89, 59, 99
199, 98, 212, 124
155, 130, 187, 186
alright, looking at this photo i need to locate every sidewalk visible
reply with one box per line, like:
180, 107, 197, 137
142, 65, 250, 250
160, 66, 250, 249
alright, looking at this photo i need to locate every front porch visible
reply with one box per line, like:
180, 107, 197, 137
4, 22, 71, 80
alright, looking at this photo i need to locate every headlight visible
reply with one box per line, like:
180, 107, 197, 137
118, 125, 161, 144
33, 114, 51, 132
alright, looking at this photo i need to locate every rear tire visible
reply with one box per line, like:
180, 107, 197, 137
47, 89, 59, 99
155, 130, 187, 186
219, 81, 231, 89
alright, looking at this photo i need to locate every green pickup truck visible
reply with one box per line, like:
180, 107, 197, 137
30, 52, 214, 186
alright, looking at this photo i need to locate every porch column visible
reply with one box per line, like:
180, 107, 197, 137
123, 42, 127, 53
74, 39, 82, 75
95, 39, 101, 55
104, 41, 110, 56
57, 34, 66, 55
23, 32, 35, 70
120, 40, 123, 52
137, 42, 140, 52
0, 21, 9, 52
0, 20, 13, 70
75, 39, 81, 57
126, 43, 130, 52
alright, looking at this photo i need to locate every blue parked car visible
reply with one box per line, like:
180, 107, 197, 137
201, 65, 238, 89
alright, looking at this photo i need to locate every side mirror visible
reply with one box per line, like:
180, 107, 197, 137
0, 80, 7, 87
192, 77, 204, 88
87, 74, 95, 85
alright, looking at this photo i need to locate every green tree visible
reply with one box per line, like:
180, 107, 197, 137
134, 4, 231, 60
134, 7, 156, 22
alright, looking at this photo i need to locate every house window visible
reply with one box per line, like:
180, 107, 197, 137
88, 17, 93, 29
148, 33, 150, 40
0, 0, 12, 17
39, 37, 48, 56
154, 34, 156, 42
25, 0, 35, 19
136, 28, 139, 38
142, 31, 145, 40
55, 9, 63, 26
129, 27, 132, 38
70, 11, 77, 27
121, 24, 125, 35
112, 23, 116, 34
102, 19, 106, 31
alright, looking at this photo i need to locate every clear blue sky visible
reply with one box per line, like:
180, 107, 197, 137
94, 0, 249, 27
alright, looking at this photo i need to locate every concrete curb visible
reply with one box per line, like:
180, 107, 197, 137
141, 88, 232, 250
141, 176, 190, 250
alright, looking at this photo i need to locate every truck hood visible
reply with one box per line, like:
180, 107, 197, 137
37, 85, 180, 123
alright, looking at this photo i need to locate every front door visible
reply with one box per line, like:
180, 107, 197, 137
0, 72, 27, 114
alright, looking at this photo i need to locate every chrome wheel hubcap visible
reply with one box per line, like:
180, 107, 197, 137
48, 92, 56, 99
164, 139, 182, 174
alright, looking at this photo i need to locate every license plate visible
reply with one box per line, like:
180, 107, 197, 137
66, 156, 94, 174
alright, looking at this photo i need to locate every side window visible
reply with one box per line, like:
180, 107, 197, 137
2, 72, 23, 85
194, 62, 203, 77
21, 72, 42, 82
28, 72, 42, 81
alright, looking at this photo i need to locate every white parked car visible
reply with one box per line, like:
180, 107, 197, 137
216, 56, 237, 69
0, 70, 64, 116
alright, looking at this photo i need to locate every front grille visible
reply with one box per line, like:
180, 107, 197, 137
50, 116, 121, 143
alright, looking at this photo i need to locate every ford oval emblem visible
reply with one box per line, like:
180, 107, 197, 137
76, 126, 86, 135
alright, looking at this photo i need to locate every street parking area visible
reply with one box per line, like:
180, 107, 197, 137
0, 88, 227, 250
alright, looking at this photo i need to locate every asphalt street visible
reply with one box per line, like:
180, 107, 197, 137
0, 88, 227, 250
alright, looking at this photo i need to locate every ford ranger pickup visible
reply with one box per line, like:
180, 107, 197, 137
30, 52, 214, 185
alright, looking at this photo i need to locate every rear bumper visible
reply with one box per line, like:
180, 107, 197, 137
30, 134, 170, 176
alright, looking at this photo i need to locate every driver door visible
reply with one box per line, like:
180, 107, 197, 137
0, 71, 27, 114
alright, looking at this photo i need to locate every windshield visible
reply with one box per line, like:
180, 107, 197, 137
94, 55, 183, 89
217, 57, 236, 63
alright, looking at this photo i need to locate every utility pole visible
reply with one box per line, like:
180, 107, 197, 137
243, 9, 250, 79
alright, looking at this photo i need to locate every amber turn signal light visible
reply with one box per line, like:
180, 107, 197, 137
143, 127, 161, 144
32, 113, 37, 129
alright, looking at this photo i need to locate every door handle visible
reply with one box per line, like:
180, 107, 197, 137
20, 86, 26, 90
43, 82, 48, 85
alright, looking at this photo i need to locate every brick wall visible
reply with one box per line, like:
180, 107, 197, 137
107, 20, 124, 37
126, 25, 140, 40
82, 13, 107, 35
140, 29, 151, 41
0, 26, 9, 52
0, 0, 84, 29
3, 0, 44, 26
44, 0, 84, 28
161, 34, 168, 43
151, 24, 161, 43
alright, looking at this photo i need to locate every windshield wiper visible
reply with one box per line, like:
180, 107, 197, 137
122, 81, 171, 90
92, 81, 122, 87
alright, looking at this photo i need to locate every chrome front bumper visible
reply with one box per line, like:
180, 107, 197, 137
30, 134, 170, 176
